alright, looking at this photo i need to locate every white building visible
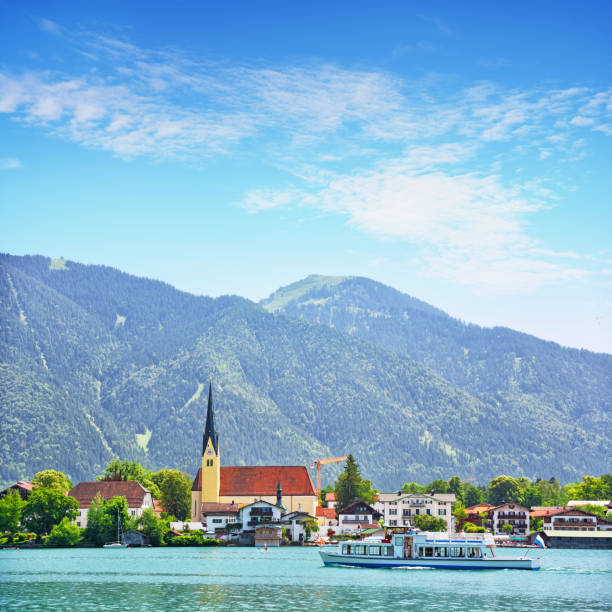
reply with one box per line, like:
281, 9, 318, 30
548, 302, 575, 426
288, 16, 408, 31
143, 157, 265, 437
487, 502, 530, 535
69, 481, 154, 528
377, 492, 456, 531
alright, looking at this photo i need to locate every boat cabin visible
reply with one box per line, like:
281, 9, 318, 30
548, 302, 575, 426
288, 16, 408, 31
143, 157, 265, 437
338, 527, 495, 560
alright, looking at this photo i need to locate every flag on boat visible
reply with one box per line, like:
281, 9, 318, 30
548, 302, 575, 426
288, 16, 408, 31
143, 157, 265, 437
534, 534, 546, 549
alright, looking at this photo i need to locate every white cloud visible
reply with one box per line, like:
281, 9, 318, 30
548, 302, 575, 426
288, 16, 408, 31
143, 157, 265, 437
1, 29, 611, 293
0, 157, 22, 169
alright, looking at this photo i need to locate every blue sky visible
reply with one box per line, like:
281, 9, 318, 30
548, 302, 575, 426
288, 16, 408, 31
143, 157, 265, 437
1, 1, 611, 352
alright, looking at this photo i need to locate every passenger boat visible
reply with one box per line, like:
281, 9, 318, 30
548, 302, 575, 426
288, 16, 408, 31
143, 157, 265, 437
319, 527, 541, 570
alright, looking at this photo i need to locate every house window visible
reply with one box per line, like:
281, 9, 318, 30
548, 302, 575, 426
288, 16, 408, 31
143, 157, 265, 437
438, 509, 446, 516
212, 518, 223, 523
389, 509, 397, 515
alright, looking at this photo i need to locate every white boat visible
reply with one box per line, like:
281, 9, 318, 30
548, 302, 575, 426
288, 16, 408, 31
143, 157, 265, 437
319, 527, 541, 570
103, 509, 127, 549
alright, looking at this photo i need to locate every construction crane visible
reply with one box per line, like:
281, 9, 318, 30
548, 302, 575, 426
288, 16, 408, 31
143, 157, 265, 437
311, 456, 348, 499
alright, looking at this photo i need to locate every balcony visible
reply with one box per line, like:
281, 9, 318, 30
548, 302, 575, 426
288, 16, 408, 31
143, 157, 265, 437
552, 520, 596, 528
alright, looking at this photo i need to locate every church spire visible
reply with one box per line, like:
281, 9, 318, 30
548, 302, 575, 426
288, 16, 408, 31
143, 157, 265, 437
202, 378, 219, 455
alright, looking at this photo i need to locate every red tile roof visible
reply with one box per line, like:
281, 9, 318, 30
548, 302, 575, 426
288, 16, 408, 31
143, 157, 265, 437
465, 503, 494, 513
69, 481, 150, 508
530, 507, 565, 518
17, 480, 34, 491
153, 499, 164, 513
192, 466, 316, 497
316, 506, 337, 519
325, 492, 337, 502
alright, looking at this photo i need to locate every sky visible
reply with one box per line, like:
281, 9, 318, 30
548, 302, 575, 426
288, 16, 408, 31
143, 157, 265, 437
1, 0, 611, 353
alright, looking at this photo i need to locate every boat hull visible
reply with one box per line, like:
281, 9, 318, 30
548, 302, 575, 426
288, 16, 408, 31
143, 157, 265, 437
319, 550, 540, 570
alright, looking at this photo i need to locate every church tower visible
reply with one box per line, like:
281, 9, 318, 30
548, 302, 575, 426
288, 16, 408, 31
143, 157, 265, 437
200, 378, 220, 503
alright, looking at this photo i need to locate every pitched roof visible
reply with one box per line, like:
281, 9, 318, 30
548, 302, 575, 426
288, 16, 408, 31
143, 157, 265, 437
69, 481, 150, 508
200, 502, 239, 515
202, 381, 219, 455
192, 466, 317, 497
338, 500, 382, 517
316, 506, 337, 519
465, 503, 494, 513
530, 507, 565, 518
325, 492, 337, 501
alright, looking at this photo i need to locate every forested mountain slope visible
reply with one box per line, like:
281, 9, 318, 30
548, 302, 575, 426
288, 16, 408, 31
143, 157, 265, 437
1, 256, 609, 490
262, 275, 612, 458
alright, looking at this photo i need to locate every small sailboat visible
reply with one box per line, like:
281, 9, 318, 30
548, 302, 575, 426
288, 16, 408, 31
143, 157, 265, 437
103, 509, 127, 548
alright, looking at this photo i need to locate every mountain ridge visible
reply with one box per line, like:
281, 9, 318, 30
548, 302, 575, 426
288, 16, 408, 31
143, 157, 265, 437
1, 254, 609, 490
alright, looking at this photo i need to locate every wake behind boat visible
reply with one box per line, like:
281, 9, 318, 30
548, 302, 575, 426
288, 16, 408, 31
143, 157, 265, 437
319, 527, 541, 570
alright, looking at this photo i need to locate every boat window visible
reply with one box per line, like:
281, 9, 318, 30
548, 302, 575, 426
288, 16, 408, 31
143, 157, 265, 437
394, 536, 403, 546
467, 547, 482, 558
420, 546, 433, 557
355, 545, 365, 555
434, 547, 448, 557
346, 545, 352, 554
385, 546, 394, 556
450, 547, 465, 557
368, 546, 381, 556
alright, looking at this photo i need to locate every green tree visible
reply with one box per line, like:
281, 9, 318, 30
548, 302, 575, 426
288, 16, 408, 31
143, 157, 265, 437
137, 508, 168, 546
31, 470, 73, 493
530, 518, 543, 533
84, 495, 130, 546
463, 521, 486, 533
98, 459, 161, 498
567, 476, 610, 501
501, 523, 513, 535
401, 481, 426, 494
426, 479, 450, 494
301, 517, 319, 541
152, 469, 191, 521
0, 490, 24, 536
523, 486, 543, 508
448, 476, 464, 503
320, 484, 335, 507
45, 517, 82, 547
464, 485, 484, 507
413, 514, 447, 532
453, 501, 466, 520
22, 488, 78, 538
335, 455, 377, 510
486, 476, 523, 505
577, 504, 607, 517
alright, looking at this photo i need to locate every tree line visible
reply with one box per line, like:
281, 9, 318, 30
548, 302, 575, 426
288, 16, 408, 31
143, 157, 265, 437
0, 462, 193, 547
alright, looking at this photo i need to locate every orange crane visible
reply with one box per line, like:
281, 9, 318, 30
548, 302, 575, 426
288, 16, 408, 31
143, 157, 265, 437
311, 456, 348, 499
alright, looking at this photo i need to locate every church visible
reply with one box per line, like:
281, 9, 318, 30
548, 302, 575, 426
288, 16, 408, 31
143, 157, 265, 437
191, 381, 318, 520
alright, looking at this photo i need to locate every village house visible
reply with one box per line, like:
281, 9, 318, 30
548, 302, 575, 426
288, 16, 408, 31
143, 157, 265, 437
69, 481, 154, 528
486, 502, 530, 535
0, 480, 35, 501
337, 500, 382, 534
200, 502, 239, 534
325, 492, 337, 509
377, 492, 456, 531
457, 503, 495, 530
316, 505, 338, 530
542, 507, 612, 531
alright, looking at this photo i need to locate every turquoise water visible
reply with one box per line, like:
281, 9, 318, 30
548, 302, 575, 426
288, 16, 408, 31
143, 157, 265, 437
0, 546, 610, 611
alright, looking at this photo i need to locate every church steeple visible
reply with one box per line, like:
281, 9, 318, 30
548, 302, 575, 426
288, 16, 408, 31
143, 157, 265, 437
202, 378, 219, 456
200, 377, 221, 504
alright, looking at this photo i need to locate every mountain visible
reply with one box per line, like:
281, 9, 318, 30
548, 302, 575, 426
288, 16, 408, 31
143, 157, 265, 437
1, 256, 610, 491
262, 275, 612, 467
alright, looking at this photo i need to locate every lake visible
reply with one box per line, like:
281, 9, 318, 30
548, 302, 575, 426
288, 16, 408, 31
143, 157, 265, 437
0, 546, 610, 611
